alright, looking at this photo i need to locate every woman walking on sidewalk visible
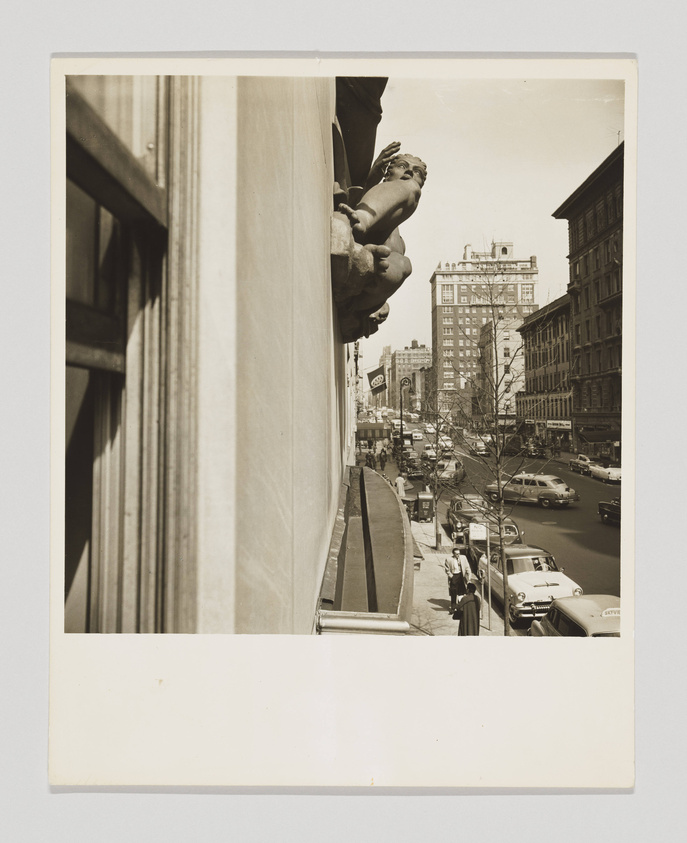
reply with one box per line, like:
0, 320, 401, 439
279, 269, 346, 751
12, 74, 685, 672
454, 582, 481, 635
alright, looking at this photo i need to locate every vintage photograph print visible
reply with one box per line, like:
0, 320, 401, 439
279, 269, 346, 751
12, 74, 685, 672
52, 57, 636, 790
61, 64, 631, 640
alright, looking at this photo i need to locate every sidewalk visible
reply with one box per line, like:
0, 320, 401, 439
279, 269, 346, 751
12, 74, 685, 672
408, 519, 505, 637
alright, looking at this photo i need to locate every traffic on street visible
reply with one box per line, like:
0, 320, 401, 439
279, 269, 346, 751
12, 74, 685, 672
359, 416, 622, 636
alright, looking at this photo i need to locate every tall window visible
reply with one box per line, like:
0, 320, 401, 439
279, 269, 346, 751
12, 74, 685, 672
64, 76, 197, 634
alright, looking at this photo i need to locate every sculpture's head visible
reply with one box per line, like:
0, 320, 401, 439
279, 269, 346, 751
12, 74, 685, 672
384, 154, 427, 187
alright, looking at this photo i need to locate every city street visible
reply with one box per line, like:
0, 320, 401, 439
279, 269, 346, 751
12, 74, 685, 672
388, 429, 622, 633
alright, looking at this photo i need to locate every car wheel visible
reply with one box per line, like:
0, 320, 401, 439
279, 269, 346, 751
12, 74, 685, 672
508, 602, 519, 626
540, 498, 551, 508
488, 492, 499, 503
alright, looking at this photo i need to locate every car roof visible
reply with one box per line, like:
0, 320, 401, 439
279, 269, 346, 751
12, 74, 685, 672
494, 543, 548, 557
550, 595, 620, 632
513, 473, 562, 481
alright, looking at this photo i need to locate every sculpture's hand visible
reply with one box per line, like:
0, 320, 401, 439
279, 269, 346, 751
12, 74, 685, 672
365, 141, 401, 189
337, 202, 367, 239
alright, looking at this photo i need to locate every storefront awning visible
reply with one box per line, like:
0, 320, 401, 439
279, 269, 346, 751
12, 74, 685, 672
579, 429, 621, 443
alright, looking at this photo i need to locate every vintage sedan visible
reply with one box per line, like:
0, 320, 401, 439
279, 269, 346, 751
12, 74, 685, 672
477, 544, 583, 625
484, 473, 579, 508
447, 494, 490, 534
411, 429, 424, 441
529, 595, 620, 637
568, 454, 596, 475
589, 463, 621, 483
422, 444, 437, 461
598, 497, 621, 525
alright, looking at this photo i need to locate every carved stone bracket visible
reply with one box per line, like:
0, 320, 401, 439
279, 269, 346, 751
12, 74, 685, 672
331, 212, 392, 343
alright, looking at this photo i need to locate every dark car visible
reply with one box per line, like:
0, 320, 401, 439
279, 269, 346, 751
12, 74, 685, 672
448, 495, 523, 547
447, 494, 490, 534
405, 458, 425, 480
598, 497, 621, 525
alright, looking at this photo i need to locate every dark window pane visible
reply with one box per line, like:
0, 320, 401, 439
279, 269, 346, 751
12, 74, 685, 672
66, 179, 97, 306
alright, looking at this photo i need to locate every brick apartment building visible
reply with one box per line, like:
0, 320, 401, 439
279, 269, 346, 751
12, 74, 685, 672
552, 143, 623, 461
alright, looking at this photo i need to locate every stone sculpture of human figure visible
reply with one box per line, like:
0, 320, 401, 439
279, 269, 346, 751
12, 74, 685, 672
338, 142, 427, 310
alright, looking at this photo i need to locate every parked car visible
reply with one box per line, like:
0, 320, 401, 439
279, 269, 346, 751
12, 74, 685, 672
422, 444, 437, 461
447, 495, 522, 545
477, 544, 583, 625
529, 595, 620, 637
448, 494, 487, 529
568, 454, 595, 474
525, 443, 547, 458
589, 463, 621, 483
598, 497, 621, 525
467, 514, 523, 547
411, 429, 424, 441
424, 423, 436, 435
437, 458, 466, 483
484, 473, 579, 508
439, 434, 453, 448
405, 458, 425, 480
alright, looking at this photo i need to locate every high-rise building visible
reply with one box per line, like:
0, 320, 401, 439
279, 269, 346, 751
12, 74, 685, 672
428, 243, 539, 424
552, 143, 623, 461
390, 340, 432, 411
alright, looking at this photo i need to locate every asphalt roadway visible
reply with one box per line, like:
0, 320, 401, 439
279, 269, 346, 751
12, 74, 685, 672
396, 429, 622, 602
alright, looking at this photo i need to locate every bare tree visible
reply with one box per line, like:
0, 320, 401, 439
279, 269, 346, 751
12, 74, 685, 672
424, 259, 569, 634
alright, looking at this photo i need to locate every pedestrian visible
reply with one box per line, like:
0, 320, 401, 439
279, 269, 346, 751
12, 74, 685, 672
395, 473, 406, 498
370, 450, 377, 469
454, 582, 481, 635
379, 452, 386, 471
444, 548, 470, 613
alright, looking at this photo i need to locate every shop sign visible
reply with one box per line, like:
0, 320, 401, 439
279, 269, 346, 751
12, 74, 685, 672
546, 419, 572, 430
525, 419, 535, 424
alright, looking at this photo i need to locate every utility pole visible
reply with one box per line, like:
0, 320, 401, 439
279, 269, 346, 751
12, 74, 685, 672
399, 376, 411, 473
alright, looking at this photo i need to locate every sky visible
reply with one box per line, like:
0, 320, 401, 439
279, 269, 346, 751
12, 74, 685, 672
358, 76, 625, 389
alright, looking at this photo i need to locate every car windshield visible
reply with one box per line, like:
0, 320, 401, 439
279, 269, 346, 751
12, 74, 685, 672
507, 556, 558, 575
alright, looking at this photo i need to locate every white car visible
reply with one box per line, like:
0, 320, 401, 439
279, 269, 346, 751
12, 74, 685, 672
424, 424, 436, 435
423, 444, 437, 461
411, 430, 424, 441
588, 463, 621, 483
477, 544, 583, 625
439, 434, 452, 448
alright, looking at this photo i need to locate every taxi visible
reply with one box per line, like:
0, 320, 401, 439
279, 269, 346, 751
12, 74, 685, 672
529, 595, 620, 637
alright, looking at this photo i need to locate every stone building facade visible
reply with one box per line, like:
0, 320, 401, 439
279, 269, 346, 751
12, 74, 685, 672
390, 340, 432, 412
552, 143, 623, 461
516, 293, 573, 449
475, 317, 525, 430
62, 74, 413, 636
428, 243, 539, 425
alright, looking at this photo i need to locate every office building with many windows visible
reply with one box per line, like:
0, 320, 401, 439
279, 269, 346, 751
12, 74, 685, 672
428, 243, 539, 424
552, 143, 623, 461
516, 293, 573, 449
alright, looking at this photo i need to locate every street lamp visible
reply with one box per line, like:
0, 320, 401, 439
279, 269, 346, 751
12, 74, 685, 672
399, 376, 412, 471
